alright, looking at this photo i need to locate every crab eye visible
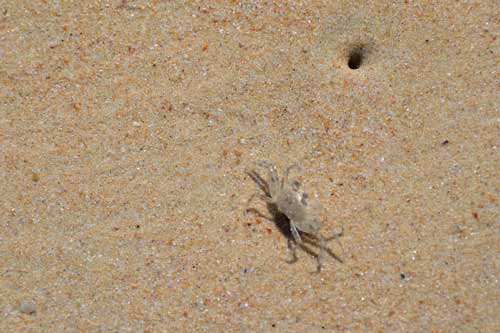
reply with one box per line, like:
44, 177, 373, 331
292, 180, 301, 190
301, 192, 308, 206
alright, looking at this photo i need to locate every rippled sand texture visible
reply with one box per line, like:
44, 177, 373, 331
1, 1, 498, 332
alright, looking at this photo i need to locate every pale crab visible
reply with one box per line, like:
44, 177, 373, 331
245, 161, 344, 272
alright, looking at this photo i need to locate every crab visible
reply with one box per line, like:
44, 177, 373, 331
245, 161, 344, 272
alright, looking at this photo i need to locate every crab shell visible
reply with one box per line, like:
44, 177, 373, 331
276, 187, 325, 236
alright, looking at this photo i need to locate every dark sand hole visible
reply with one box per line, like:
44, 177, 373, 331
347, 46, 365, 69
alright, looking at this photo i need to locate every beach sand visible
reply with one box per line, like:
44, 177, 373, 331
1, 1, 498, 331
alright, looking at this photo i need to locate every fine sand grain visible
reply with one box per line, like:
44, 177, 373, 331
1, 1, 499, 332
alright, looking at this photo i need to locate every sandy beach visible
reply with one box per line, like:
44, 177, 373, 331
1, 1, 499, 331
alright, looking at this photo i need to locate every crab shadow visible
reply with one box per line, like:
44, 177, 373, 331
246, 204, 343, 268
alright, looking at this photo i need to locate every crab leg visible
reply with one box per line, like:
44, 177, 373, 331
257, 161, 280, 197
282, 164, 301, 189
290, 221, 303, 243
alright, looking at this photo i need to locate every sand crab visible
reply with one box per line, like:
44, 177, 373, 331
245, 161, 343, 272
